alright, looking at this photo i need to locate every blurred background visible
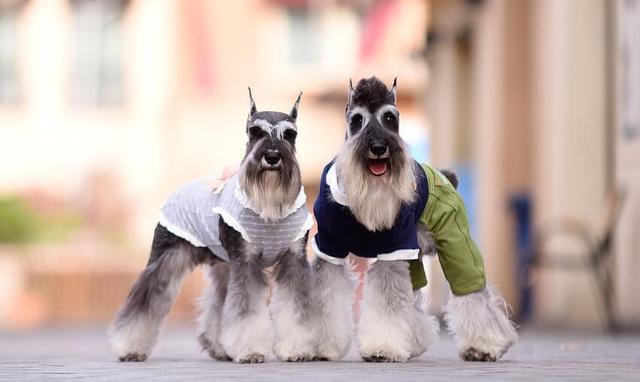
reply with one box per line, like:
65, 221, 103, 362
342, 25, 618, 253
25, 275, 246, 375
0, 0, 638, 333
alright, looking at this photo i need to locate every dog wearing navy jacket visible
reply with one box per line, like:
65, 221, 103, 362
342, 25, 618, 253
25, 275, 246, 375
311, 77, 518, 362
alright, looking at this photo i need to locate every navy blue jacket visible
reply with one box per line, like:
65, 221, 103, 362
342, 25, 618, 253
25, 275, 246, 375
312, 160, 429, 262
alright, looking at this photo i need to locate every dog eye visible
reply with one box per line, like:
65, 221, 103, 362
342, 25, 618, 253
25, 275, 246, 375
382, 112, 398, 130
283, 129, 297, 143
248, 125, 267, 139
350, 114, 363, 133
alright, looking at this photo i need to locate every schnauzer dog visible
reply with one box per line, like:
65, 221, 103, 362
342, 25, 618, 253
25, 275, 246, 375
311, 77, 518, 362
109, 90, 318, 363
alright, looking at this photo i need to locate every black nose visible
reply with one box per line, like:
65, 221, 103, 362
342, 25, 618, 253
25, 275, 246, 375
369, 142, 388, 156
264, 150, 281, 165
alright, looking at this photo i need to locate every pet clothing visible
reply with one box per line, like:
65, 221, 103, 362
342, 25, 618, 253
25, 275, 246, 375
159, 175, 313, 261
313, 161, 486, 295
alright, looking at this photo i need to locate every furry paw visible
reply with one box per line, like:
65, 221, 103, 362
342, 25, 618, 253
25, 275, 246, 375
361, 350, 408, 363
237, 353, 265, 364
315, 336, 351, 361
118, 353, 148, 362
444, 287, 519, 362
283, 353, 314, 362
198, 333, 231, 361
461, 347, 498, 362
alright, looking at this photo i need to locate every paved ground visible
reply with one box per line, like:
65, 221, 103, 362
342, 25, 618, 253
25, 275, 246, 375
0, 326, 639, 381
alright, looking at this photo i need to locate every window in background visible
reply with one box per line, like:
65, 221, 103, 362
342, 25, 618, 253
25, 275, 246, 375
70, 0, 127, 106
286, 6, 320, 65
0, 2, 23, 105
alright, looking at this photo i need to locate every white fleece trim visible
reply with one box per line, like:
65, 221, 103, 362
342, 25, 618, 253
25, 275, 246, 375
376, 249, 420, 261
326, 164, 349, 206
294, 213, 314, 242
158, 212, 206, 247
312, 237, 346, 265
212, 206, 252, 243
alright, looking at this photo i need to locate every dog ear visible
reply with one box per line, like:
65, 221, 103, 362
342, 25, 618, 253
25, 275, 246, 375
290, 91, 303, 121
390, 77, 398, 104
248, 87, 257, 117
346, 78, 355, 114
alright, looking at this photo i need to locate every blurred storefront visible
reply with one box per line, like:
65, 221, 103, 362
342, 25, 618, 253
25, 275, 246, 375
426, 0, 640, 330
0, 0, 429, 328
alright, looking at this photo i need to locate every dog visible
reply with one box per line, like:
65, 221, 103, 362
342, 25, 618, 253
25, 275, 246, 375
311, 77, 518, 362
108, 89, 319, 364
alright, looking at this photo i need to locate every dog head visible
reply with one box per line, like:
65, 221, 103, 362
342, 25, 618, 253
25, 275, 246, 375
238, 88, 303, 221
334, 77, 416, 231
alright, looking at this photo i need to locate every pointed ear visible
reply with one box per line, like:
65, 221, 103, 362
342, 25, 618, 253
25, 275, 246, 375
346, 78, 355, 114
248, 87, 257, 116
390, 77, 398, 104
290, 91, 303, 121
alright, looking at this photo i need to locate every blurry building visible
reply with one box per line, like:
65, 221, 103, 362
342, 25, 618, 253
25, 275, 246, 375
0, 0, 429, 327
427, 0, 640, 329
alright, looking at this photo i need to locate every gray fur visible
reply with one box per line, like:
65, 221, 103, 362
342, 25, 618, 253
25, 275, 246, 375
110, 92, 318, 363
198, 262, 230, 361
335, 77, 416, 231
109, 226, 209, 362
357, 260, 437, 362
316, 76, 516, 363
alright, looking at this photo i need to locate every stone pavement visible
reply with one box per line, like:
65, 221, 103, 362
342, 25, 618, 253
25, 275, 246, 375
0, 326, 639, 381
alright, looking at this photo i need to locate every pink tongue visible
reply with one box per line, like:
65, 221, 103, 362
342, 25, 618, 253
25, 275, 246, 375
368, 161, 388, 176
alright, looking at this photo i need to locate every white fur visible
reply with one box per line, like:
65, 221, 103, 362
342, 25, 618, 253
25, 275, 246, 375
271, 285, 317, 361
314, 259, 355, 360
219, 285, 273, 363
109, 314, 161, 361
411, 289, 440, 358
444, 287, 519, 361
239, 166, 300, 222
357, 261, 435, 362
334, 138, 416, 232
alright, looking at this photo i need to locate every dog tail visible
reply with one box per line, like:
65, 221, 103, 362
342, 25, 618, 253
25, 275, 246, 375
439, 169, 459, 189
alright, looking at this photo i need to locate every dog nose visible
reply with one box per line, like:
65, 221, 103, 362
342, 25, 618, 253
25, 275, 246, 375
369, 142, 388, 156
264, 150, 281, 165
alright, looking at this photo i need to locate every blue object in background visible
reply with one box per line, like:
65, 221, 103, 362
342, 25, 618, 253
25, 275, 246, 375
454, 163, 478, 241
510, 194, 533, 322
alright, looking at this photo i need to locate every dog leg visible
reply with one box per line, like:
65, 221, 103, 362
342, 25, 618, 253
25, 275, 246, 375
271, 243, 316, 362
109, 245, 197, 362
444, 286, 519, 361
219, 261, 272, 363
312, 257, 354, 361
197, 262, 231, 361
411, 288, 440, 358
358, 260, 432, 362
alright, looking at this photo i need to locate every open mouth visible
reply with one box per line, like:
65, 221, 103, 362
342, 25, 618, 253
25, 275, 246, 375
367, 158, 388, 176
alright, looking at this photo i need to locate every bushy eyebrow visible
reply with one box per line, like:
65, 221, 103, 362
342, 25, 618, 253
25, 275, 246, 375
249, 119, 296, 140
375, 105, 399, 122
273, 121, 297, 139
346, 106, 372, 137
250, 119, 273, 133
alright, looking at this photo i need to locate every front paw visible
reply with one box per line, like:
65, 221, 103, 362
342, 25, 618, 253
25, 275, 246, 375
315, 335, 351, 361
237, 353, 266, 364
118, 353, 148, 362
361, 350, 409, 363
274, 340, 315, 362
460, 347, 499, 362
281, 353, 315, 362
198, 333, 231, 361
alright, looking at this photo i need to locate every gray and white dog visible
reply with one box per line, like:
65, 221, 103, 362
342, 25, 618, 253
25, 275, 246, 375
109, 90, 319, 364
312, 77, 518, 362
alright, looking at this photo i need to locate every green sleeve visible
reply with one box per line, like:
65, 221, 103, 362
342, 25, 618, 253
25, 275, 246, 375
419, 165, 486, 296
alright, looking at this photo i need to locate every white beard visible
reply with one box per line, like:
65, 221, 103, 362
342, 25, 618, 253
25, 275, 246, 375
334, 139, 416, 231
